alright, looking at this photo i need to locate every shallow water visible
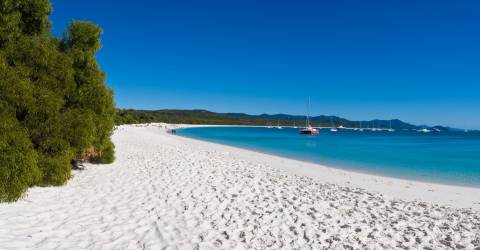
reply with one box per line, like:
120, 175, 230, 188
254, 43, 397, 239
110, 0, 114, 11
177, 126, 480, 187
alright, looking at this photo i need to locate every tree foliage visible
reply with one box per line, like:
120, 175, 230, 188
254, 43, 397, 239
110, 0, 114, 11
0, 0, 115, 202
0, 110, 40, 202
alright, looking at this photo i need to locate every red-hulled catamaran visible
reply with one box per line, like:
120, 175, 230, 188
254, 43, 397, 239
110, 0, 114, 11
299, 97, 319, 135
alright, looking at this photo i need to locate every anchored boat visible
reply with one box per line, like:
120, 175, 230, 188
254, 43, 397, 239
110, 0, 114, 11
299, 97, 319, 135
330, 117, 338, 132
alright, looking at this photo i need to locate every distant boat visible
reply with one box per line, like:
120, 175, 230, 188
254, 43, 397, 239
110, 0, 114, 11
293, 121, 298, 129
299, 97, 319, 135
387, 120, 395, 132
359, 121, 364, 131
276, 120, 283, 129
371, 121, 378, 131
419, 128, 431, 133
330, 117, 338, 132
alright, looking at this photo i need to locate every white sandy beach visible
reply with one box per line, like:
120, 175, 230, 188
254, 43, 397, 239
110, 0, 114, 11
0, 124, 479, 249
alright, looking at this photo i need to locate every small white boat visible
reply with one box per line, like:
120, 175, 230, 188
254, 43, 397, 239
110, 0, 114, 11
330, 117, 337, 132
419, 128, 431, 133
372, 121, 380, 131
276, 120, 282, 129
388, 120, 395, 132
371, 121, 378, 131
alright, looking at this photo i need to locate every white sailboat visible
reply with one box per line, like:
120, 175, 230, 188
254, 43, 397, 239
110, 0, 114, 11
276, 120, 283, 129
266, 121, 272, 128
330, 117, 338, 132
371, 120, 378, 131
387, 120, 395, 132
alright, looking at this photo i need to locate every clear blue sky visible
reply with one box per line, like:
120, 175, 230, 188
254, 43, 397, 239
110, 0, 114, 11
50, 0, 480, 128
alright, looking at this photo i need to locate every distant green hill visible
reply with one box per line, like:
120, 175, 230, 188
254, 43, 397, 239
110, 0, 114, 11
115, 109, 450, 131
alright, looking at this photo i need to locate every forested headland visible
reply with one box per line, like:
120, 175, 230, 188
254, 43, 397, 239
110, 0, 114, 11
0, 0, 116, 202
115, 109, 451, 132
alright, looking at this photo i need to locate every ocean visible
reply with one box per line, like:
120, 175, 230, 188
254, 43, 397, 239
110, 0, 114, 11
177, 126, 480, 187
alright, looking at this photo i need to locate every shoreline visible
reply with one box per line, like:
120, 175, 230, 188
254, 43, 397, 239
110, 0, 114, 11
177, 125, 480, 190
170, 124, 480, 210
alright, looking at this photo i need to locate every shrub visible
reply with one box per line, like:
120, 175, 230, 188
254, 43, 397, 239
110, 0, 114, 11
36, 136, 73, 185
93, 140, 115, 164
0, 112, 41, 202
37, 152, 72, 186
60, 108, 96, 157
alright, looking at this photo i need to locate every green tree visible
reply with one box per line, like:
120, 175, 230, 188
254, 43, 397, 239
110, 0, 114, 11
0, 0, 115, 202
63, 21, 116, 163
0, 112, 41, 202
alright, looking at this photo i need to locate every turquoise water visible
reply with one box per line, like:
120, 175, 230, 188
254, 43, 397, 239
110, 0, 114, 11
177, 127, 480, 187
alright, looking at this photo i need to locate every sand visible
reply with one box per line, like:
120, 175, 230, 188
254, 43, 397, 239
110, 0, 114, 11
0, 124, 479, 249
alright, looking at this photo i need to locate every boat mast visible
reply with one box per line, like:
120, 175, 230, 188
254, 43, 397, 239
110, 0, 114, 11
307, 97, 311, 127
